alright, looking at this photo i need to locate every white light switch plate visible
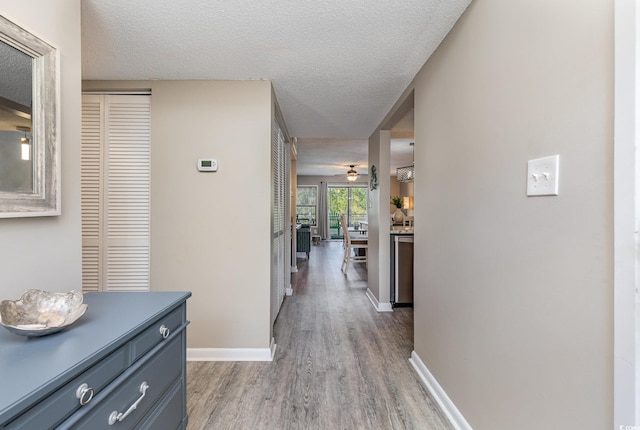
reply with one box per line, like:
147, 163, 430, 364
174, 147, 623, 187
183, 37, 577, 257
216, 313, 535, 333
527, 155, 559, 196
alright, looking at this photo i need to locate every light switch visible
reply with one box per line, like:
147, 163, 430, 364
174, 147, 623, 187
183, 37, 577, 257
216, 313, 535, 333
527, 155, 559, 196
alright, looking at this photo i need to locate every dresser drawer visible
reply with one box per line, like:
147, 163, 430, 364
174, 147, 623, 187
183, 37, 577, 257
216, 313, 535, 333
63, 334, 182, 430
6, 346, 129, 430
134, 379, 184, 430
131, 304, 185, 362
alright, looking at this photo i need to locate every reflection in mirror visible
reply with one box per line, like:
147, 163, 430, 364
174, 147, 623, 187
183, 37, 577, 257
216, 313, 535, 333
0, 40, 33, 193
0, 14, 59, 217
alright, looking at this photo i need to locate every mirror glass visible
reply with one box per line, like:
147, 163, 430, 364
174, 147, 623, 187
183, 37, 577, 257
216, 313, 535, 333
0, 14, 59, 217
0, 40, 33, 193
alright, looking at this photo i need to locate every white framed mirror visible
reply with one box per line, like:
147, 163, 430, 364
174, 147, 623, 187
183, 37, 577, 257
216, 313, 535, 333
0, 14, 59, 217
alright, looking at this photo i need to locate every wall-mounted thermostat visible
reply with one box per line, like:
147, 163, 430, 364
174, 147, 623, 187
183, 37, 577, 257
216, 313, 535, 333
197, 158, 218, 172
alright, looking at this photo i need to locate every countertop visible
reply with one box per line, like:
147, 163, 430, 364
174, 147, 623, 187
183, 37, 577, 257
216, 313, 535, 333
390, 229, 414, 236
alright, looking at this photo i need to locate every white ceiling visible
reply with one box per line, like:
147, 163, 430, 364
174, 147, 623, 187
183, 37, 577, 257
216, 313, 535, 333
80, 0, 470, 175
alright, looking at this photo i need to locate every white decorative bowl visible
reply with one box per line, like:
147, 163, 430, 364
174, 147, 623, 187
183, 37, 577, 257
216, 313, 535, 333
0, 289, 88, 337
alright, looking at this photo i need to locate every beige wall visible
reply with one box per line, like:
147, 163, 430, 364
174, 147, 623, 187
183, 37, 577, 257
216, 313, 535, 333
366, 130, 391, 305
83, 80, 274, 350
390, 176, 415, 216
0, 1, 82, 298
412, 0, 613, 428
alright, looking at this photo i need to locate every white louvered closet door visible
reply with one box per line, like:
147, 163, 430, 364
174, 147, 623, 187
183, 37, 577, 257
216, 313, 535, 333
81, 94, 151, 292
271, 118, 288, 326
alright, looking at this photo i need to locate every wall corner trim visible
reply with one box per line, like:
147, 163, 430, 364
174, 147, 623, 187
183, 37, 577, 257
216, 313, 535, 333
187, 338, 277, 362
365, 288, 393, 312
409, 351, 473, 430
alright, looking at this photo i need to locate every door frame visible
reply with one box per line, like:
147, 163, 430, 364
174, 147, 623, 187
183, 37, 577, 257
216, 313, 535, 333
614, 0, 640, 426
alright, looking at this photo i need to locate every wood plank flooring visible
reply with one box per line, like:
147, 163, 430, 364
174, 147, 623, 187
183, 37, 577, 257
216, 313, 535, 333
186, 240, 452, 430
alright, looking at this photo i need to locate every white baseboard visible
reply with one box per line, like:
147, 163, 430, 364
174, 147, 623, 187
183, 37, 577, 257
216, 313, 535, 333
291, 265, 298, 273
188, 337, 277, 362
285, 287, 293, 296
409, 351, 472, 430
365, 288, 393, 312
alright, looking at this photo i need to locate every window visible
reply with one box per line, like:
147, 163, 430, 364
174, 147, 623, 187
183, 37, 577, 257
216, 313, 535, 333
296, 185, 317, 225
328, 185, 367, 238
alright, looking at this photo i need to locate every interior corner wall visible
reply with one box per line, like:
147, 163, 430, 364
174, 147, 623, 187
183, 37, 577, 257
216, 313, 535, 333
0, 1, 82, 298
367, 130, 391, 305
412, 0, 613, 428
613, 0, 640, 425
82, 80, 273, 350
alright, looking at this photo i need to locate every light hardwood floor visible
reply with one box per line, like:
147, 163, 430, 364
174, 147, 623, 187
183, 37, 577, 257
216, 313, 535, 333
187, 240, 452, 430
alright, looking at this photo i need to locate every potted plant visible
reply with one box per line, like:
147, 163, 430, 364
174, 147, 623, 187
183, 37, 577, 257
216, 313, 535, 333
390, 195, 404, 224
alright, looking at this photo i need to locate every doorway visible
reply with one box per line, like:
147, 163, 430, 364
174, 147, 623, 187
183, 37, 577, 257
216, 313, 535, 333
328, 185, 367, 238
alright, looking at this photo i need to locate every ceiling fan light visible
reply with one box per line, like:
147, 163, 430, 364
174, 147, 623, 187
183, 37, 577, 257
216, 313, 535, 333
346, 165, 358, 182
20, 137, 30, 161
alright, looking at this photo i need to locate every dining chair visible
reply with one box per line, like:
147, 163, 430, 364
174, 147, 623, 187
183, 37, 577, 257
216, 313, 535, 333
339, 214, 367, 273
297, 224, 311, 258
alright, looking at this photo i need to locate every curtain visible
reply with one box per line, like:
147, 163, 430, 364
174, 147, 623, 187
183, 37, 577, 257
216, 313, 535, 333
318, 181, 328, 239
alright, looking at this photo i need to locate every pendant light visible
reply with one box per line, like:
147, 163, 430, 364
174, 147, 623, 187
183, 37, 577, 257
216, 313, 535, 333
17, 126, 30, 161
21, 136, 30, 160
396, 142, 414, 182
346, 165, 358, 182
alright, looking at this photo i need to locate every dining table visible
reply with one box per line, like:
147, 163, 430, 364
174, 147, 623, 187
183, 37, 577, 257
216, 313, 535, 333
348, 232, 368, 256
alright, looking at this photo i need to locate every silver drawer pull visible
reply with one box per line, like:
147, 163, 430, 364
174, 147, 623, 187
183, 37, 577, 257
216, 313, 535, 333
75, 383, 94, 406
108, 381, 149, 426
159, 324, 170, 339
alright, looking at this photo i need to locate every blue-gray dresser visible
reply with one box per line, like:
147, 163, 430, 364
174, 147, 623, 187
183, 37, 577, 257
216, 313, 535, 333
0, 291, 191, 429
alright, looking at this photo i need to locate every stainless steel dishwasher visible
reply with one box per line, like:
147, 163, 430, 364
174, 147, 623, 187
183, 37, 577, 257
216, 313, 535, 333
390, 234, 414, 306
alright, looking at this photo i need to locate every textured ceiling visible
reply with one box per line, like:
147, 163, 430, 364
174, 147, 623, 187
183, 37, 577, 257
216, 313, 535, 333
0, 42, 31, 107
80, 0, 470, 174
297, 108, 415, 177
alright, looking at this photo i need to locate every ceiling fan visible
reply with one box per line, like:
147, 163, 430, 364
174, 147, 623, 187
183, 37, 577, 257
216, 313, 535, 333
328, 164, 365, 182
346, 165, 359, 182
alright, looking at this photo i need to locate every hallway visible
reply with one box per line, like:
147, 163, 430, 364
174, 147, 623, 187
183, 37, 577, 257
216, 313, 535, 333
186, 241, 451, 429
